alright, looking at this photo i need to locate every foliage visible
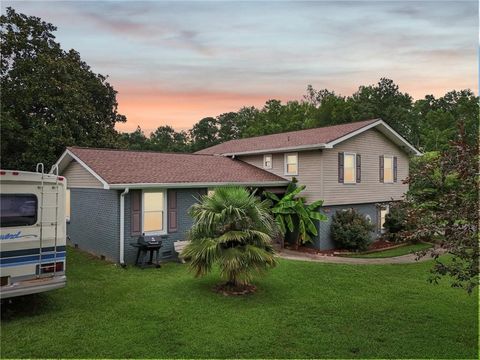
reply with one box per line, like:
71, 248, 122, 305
182, 187, 278, 287
399, 125, 479, 292
331, 209, 375, 251
382, 202, 408, 242
0, 7, 126, 170
264, 179, 327, 247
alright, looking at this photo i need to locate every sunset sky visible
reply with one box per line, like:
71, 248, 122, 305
3, 0, 478, 134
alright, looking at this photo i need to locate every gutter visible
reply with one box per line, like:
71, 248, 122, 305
119, 187, 129, 266
109, 181, 289, 190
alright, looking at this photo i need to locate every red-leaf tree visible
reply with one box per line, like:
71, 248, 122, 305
401, 123, 479, 292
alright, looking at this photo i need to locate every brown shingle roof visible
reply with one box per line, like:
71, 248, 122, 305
67, 147, 288, 185
196, 119, 380, 155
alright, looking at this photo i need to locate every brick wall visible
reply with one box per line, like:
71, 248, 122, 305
123, 188, 201, 264
67, 188, 120, 262
313, 202, 386, 250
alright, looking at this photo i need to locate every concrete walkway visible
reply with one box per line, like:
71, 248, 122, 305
277, 248, 443, 265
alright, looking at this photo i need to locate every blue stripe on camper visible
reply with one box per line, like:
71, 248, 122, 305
0, 252, 66, 267
0, 246, 66, 258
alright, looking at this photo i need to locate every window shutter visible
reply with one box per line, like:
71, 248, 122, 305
356, 154, 361, 183
379, 155, 384, 183
130, 190, 141, 236
167, 189, 178, 233
338, 152, 344, 183
393, 156, 398, 182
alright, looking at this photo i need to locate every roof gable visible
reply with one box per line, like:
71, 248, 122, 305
196, 119, 420, 156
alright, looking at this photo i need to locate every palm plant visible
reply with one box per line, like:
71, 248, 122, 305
265, 180, 327, 248
182, 187, 278, 290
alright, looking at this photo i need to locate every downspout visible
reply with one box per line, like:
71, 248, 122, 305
120, 187, 129, 266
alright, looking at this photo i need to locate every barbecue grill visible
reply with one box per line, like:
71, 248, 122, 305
130, 235, 164, 268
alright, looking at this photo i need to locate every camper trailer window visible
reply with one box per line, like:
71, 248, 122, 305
0, 194, 38, 227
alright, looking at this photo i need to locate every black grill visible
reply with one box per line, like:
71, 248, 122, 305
130, 235, 165, 268
137, 235, 163, 248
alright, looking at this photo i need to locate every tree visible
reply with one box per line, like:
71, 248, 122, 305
264, 179, 327, 248
188, 117, 219, 152
400, 124, 478, 292
216, 112, 244, 142
118, 126, 148, 150
413, 90, 479, 151
347, 78, 415, 142
0, 8, 126, 170
182, 187, 278, 293
149, 125, 188, 152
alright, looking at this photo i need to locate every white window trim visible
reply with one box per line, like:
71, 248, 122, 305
263, 154, 273, 169
343, 152, 356, 184
380, 204, 390, 233
141, 189, 168, 235
383, 155, 394, 184
284, 152, 298, 176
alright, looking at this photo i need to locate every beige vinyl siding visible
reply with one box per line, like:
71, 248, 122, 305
322, 129, 409, 206
62, 160, 103, 188
239, 150, 323, 203
238, 128, 409, 206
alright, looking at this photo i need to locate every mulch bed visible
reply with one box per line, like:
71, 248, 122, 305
285, 239, 398, 256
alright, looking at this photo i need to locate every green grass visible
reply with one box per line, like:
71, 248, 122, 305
1, 247, 477, 359
344, 242, 434, 258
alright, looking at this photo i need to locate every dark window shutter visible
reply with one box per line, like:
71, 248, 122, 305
356, 154, 361, 183
167, 189, 178, 233
393, 156, 398, 182
379, 155, 384, 183
338, 152, 344, 183
131, 190, 142, 236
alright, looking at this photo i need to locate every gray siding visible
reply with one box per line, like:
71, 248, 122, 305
239, 128, 409, 206
239, 150, 323, 203
63, 160, 103, 189
67, 188, 120, 262
315, 203, 382, 250
322, 129, 409, 205
123, 188, 201, 264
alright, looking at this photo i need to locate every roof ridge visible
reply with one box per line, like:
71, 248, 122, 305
68, 146, 216, 157
196, 118, 380, 152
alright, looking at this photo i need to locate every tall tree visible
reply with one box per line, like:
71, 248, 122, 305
0, 8, 126, 170
189, 117, 219, 152
149, 125, 188, 152
118, 126, 148, 150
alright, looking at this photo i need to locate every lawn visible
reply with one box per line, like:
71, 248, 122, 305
344, 242, 434, 258
1, 247, 477, 359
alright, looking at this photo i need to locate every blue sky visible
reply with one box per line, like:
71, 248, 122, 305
3, 0, 478, 133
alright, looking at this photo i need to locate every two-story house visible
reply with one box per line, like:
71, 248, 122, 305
55, 119, 420, 263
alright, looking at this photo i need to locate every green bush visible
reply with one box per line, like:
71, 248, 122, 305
331, 209, 375, 251
383, 203, 407, 242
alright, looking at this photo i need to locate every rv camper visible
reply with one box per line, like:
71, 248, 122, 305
0, 165, 67, 299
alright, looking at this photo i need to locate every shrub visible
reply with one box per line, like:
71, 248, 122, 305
331, 209, 375, 251
383, 203, 407, 242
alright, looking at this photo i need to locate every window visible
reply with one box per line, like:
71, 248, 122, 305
143, 191, 166, 234
344, 153, 356, 184
284, 153, 298, 175
0, 194, 38, 227
263, 154, 272, 169
66, 189, 71, 222
384, 156, 394, 183
380, 205, 390, 233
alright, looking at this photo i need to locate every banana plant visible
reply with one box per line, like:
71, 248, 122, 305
265, 180, 327, 248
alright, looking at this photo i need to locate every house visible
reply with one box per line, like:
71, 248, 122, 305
55, 118, 420, 264
196, 118, 420, 249
54, 148, 289, 264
